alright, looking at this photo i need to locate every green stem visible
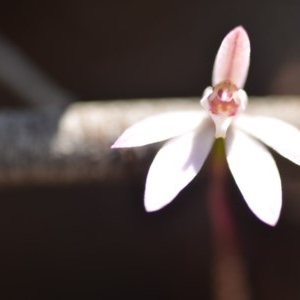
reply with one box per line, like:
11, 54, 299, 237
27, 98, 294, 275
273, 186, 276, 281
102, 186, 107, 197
208, 138, 250, 300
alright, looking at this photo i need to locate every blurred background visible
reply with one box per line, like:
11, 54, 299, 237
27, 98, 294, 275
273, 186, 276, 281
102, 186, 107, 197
0, 0, 299, 299
0, 0, 300, 107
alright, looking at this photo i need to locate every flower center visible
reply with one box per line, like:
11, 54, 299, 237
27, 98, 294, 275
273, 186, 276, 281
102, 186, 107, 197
208, 80, 240, 117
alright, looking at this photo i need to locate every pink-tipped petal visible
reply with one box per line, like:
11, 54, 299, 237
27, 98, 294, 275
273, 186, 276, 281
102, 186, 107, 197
226, 128, 282, 226
212, 26, 250, 88
111, 111, 206, 148
235, 115, 300, 165
144, 120, 214, 212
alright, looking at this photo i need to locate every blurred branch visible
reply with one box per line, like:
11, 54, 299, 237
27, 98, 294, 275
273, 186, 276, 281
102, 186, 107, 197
0, 96, 299, 187
0, 34, 75, 106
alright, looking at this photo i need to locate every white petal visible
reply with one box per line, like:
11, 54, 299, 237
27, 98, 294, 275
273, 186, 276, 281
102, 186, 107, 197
226, 128, 282, 226
145, 120, 215, 212
111, 111, 206, 148
235, 115, 300, 165
212, 26, 250, 89
237, 88, 248, 110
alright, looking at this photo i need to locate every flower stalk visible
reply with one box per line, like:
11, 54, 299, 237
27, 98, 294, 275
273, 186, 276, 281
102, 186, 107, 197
208, 139, 250, 300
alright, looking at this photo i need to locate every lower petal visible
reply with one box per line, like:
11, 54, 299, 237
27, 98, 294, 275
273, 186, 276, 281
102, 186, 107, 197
235, 115, 300, 165
226, 128, 282, 226
145, 120, 214, 212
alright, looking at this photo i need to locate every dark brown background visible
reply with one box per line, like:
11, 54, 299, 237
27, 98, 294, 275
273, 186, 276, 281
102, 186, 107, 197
0, 1, 299, 299
0, 0, 300, 104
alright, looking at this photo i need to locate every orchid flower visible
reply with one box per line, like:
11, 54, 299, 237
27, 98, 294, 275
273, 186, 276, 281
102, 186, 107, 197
111, 26, 300, 226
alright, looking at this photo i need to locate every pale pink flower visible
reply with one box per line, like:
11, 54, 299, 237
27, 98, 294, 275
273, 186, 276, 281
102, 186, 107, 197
112, 26, 300, 226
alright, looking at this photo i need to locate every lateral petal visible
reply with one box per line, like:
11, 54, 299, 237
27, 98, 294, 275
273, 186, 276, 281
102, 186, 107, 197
235, 115, 300, 165
144, 120, 215, 212
111, 111, 206, 148
226, 128, 282, 226
212, 26, 250, 89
